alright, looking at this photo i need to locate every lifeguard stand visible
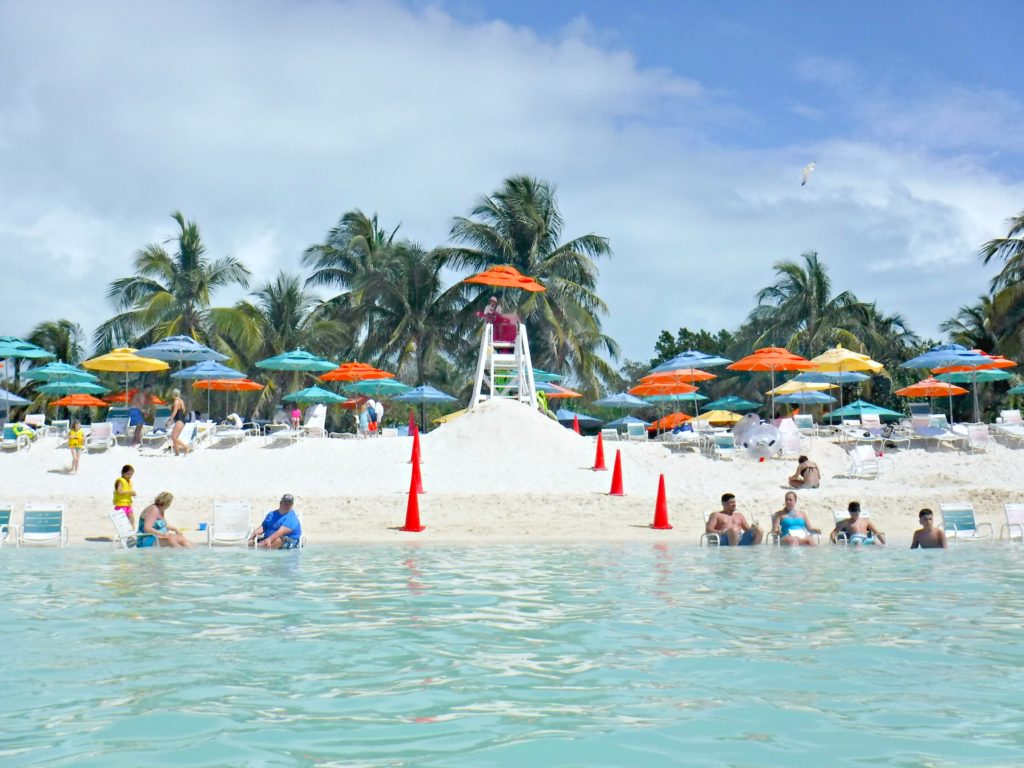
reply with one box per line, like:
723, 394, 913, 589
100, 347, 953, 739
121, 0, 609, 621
468, 316, 538, 410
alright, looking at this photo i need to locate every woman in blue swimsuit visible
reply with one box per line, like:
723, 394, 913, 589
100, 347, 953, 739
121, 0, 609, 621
771, 491, 821, 546
137, 492, 193, 548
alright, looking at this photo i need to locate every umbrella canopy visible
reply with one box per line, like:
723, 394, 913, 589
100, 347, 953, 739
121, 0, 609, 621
643, 392, 708, 404
903, 344, 1007, 422
767, 380, 835, 395
172, 360, 246, 380
36, 381, 110, 395
651, 349, 732, 374
532, 368, 563, 383
702, 395, 761, 412
827, 399, 902, 419
1007, 384, 1024, 395
463, 265, 546, 292
434, 408, 467, 424
640, 369, 716, 385
136, 335, 227, 363
690, 409, 742, 426
774, 391, 837, 405
49, 394, 110, 408
931, 351, 1016, 374
810, 345, 883, 374
728, 347, 816, 413
319, 362, 395, 382
255, 349, 337, 372
104, 389, 166, 405
282, 385, 349, 404
592, 392, 650, 409
794, 371, 871, 384
193, 378, 264, 391
83, 348, 170, 373
393, 385, 459, 404
0, 336, 54, 360
545, 385, 582, 399
555, 408, 601, 428
895, 378, 969, 398
0, 386, 30, 406
646, 412, 691, 431
22, 362, 99, 383
344, 379, 412, 397
628, 381, 698, 397
535, 381, 563, 395
935, 369, 1014, 384
605, 415, 651, 429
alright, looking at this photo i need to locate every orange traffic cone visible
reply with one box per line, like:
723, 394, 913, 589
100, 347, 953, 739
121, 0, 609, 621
411, 455, 425, 494
401, 471, 425, 532
592, 431, 608, 471
573, 414, 581, 434
608, 449, 625, 496
408, 409, 416, 435
651, 474, 672, 529
409, 425, 421, 464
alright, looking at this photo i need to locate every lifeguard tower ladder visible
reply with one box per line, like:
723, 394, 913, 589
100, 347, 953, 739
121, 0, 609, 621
468, 321, 538, 410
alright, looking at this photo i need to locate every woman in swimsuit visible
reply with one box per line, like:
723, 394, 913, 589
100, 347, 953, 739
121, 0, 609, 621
771, 491, 821, 546
168, 388, 190, 456
137, 491, 193, 548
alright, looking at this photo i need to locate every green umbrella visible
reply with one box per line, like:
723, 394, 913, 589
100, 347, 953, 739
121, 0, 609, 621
22, 362, 100, 383
1008, 384, 1024, 396
255, 349, 337, 372
344, 379, 412, 397
826, 399, 902, 419
36, 381, 110, 395
936, 370, 1013, 383
703, 395, 761, 412
282, 385, 348, 404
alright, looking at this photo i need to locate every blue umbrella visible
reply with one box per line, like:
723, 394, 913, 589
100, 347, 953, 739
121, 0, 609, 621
902, 344, 992, 422
794, 371, 870, 384
592, 392, 649, 409
555, 408, 602, 429
605, 415, 650, 429
393, 385, 460, 431
774, 391, 837, 405
282, 385, 348, 404
171, 360, 246, 380
0, 386, 30, 407
137, 335, 228, 363
651, 349, 732, 374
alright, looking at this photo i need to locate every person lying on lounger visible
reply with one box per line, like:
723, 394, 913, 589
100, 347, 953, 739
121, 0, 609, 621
830, 501, 885, 545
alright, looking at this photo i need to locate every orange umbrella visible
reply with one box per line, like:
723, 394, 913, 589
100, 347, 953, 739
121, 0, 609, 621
49, 394, 109, 408
545, 384, 583, 399
894, 378, 969, 398
728, 347, 816, 413
639, 369, 716, 385
646, 412, 691, 431
463, 265, 546, 292
192, 379, 264, 391
319, 362, 395, 383
629, 381, 698, 397
104, 389, 166, 405
932, 351, 1016, 374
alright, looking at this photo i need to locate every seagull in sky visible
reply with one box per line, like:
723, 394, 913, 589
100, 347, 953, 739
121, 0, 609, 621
801, 161, 816, 186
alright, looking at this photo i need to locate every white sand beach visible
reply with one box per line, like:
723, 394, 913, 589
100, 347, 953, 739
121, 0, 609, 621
3, 399, 1019, 547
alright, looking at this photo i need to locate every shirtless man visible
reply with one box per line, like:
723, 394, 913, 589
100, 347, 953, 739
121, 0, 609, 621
706, 493, 763, 546
128, 387, 153, 447
911, 508, 947, 549
831, 500, 886, 545
788, 455, 820, 489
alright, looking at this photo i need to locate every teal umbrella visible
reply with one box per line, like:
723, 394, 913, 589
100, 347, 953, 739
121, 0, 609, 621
1, 337, 54, 419
22, 362, 99, 383
282, 386, 348, 404
36, 381, 110, 395
643, 392, 709, 404
1008, 384, 1024, 396
532, 368, 564, 383
703, 395, 760, 412
827, 399, 902, 420
256, 349, 337, 372
344, 379, 412, 397
936, 370, 1013, 383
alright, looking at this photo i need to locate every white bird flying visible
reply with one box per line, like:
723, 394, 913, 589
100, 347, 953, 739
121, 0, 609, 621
801, 161, 816, 186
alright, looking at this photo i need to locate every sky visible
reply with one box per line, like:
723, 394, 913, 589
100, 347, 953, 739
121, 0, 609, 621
1, 0, 1022, 364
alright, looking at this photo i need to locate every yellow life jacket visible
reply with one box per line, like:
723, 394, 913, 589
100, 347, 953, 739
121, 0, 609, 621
113, 476, 134, 507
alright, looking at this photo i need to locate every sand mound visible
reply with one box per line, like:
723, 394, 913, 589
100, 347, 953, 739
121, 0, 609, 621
425, 398, 584, 457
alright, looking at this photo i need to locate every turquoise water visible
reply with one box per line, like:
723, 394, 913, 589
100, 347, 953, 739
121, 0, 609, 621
2, 544, 1023, 767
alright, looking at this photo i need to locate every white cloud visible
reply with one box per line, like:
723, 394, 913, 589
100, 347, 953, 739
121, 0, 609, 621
0, 0, 1020, 366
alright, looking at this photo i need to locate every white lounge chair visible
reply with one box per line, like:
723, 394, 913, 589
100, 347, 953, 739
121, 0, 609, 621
208, 501, 254, 547
212, 414, 259, 447
17, 504, 68, 548
1, 424, 31, 453
23, 414, 52, 438
775, 419, 806, 457
600, 427, 620, 443
700, 510, 723, 546
302, 404, 328, 438
844, 444, 893, 477
50, 419, 70, 438
793, 414, 817, 437
1000, 503, 1024, 542
992, 422, 1024, 447
963, 424, 991, 453
86, 422, 114, 452
939, 502, 993, 543
708, 433, 735, 460
998, 409, 1022, 426
0, 503, 12, 547
107, 507, 139, 548
626, 423, 647, 442
910, 416, 965, 450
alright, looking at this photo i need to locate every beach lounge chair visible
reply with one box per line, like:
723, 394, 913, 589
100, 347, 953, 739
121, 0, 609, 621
140, 426, 170, 451
963, 424, 991, 453
1, 424, 31, 453
0, 503, 12, 547
775, 419, 806, 457
208, 502, 254, 547
910, 416, 965, 450
999, 409, 1022, 426
844, 444, 893, 477
265, 423, 303, 446
793, 414, 817, 438
107, 407, 130, 444
908, 402, 932, 419
212, 414, 259, 446
992, 421, 1024, 447
708, 433, 735, 460
831, 508, 883, 544
50, 419, 70, 438
939, 502, 993, 543
600, 427, 620, 443
86, 422, 114, 452
17, 504, 69, 548
1000, 503, 1024, 542
626, 423, 647, 442
302, 404, 328, 438
107, 507, 138, 548
23, 414, 52, 437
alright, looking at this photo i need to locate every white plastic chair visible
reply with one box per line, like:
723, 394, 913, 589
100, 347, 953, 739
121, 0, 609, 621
17, 504, 69, 548
999, 503, 1024, 542
108, 508, 139, 548
845, 445, 893, 477
626, 423, 647, 442
939, 502, 993, 543
1, 425, 31, 452
86, 422, 114, 452
302, 404, 327, 438
208, 501, 254, 547
600, 427, 620, 442
0, 503, 12, 547
999, 409, 1022, 426
831, 508, 883, 544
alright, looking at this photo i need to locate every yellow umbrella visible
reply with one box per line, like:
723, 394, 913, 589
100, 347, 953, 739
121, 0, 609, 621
690, 409, 742, 425
808, 345, 882, 417
767, 380, 836, 395
83, 348, 170, 402
433, 408, 466, 425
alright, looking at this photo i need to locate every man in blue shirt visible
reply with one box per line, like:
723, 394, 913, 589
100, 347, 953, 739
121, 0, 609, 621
250, 493, 303, 549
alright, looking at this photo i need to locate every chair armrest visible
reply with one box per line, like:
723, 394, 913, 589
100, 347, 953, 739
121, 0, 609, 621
977, 522, 994, 538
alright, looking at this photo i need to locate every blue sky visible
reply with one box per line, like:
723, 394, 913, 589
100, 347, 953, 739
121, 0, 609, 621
0, 0, 1021, 365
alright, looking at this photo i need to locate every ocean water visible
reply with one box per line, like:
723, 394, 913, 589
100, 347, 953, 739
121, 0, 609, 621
2, 543, 1023, 767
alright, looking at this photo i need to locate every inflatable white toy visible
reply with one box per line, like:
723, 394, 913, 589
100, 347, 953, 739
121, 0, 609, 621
731, 413, 781, 461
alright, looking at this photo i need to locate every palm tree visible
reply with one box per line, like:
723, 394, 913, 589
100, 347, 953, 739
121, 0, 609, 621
359, 244, 470, 385
746, 251, 862, 354
445, 175, 619, 395
940, 297, 998, 351
979, 210, 1024, 291
27, 319, 86, 364
94, 211, 254, 352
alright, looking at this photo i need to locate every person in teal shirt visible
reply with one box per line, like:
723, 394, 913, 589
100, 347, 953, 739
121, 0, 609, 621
250, 494, 303, 549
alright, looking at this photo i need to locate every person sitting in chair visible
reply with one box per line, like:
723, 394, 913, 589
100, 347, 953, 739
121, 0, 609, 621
831, 501, 885, 545
706, 493, 763, 546
250, 494, 303, 549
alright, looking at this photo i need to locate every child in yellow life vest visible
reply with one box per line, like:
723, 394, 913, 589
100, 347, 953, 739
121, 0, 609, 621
67, 420, 84, 474
113, 464, 137, 528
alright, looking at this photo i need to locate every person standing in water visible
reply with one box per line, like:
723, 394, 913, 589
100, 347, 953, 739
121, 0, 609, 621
911, 509, 947, 549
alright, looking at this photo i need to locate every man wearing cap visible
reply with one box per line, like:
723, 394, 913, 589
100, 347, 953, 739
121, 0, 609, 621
250, 494, 303, 549
830, 501, 886, 545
